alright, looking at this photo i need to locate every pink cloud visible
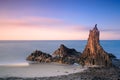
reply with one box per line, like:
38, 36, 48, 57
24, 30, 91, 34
0, 17, 119, 40
0, 17, 89, 40
0, 17, 65, 28
70, 25, 90, 31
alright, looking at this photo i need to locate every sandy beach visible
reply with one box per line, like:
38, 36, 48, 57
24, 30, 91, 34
0, 66, 120, 80
0, 63, 87, 78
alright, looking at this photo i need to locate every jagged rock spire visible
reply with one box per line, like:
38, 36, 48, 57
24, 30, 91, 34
93, 24, 98, 30
87, 24, 100, 53
80, 24, 112, 67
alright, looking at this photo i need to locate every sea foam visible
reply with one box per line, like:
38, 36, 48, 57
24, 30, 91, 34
0, 62, 29, 67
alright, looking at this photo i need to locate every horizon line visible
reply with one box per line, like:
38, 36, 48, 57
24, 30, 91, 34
0, 39, 120, 41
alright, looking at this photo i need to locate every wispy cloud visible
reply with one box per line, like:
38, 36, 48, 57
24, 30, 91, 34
101, 28, 120, 36
101, 29, 120, 32
0, 16, 120, 40
0, 16, 88, 31
0, 17, 65, 27
71, 25, 90, 31
0, 16, 89, 40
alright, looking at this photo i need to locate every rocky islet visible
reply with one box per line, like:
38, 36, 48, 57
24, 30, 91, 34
27, 44, 81, 64
27, 24, 114, 67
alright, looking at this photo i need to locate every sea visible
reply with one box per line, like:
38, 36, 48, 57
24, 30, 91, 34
0, 40, 120, 66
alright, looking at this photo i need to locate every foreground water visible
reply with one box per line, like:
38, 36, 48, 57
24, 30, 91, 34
0, 40, 119, 65
0, 63, 87, 77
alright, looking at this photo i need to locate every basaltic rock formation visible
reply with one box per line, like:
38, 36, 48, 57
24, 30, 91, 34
26, 50, 52, 63
52, 44, 81, 64
80, 24, 112, 67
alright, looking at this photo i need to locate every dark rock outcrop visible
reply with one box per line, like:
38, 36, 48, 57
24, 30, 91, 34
26, 44, 81, 64
52, 44, 81, 64
26, 50, 52, 63
108, 53, 116, 60
80, 24, 112, 67
112, 59, 120, 68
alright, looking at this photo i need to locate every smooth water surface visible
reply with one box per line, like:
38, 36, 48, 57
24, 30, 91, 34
0, 40, 119, 65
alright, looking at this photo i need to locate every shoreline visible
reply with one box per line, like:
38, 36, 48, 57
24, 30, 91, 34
0, 67, 119, 80
0, 63, 87, 78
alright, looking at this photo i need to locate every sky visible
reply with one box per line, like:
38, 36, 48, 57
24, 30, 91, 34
0, 0, 120, 40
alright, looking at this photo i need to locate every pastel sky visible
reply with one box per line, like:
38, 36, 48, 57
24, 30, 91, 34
0, 0, 120, 40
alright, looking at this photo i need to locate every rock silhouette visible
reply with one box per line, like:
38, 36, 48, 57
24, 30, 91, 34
26, 50, 52, 63
80, 24, 112, 67
52, 44, 81, 64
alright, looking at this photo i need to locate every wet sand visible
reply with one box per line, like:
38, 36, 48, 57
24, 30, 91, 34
0, 63, 86, 78
0, 63, 120, 80
0, 67, 120, 80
